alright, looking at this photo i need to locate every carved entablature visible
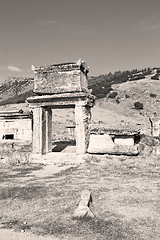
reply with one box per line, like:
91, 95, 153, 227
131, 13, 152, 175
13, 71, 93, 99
27, 92, 96, 108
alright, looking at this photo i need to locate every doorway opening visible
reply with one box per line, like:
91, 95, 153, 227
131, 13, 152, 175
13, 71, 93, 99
4, 134, 14, 140
51, 108, 76, 153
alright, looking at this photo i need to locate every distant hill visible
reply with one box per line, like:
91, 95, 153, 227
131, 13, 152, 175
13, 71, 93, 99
0, 67, 159, 137
92, 70, 160, 134
0, 77, 35, 105
88, 67, 160, 98
0, 67, 159, 106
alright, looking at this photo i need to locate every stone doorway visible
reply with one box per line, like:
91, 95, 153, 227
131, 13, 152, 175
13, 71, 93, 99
27, 60, 95, 155
27, 94, 93, 155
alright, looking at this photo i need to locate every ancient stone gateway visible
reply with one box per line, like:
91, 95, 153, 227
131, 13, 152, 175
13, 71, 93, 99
27, 59, 95, 155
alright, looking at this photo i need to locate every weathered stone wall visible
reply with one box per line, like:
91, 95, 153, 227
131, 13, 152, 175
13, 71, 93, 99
0, 140, 32, 164
0, 118, 32, 141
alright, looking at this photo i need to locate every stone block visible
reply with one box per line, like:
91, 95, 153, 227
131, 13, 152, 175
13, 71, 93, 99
32, 59, 89, 94
114, 136, 134, 146
87, 134, 115, 153
87, 134, 139, 155
73, 190, 94, 219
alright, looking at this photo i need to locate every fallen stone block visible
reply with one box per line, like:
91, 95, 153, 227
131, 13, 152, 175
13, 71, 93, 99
87, 134, 115, 153
73, 190, 94, 219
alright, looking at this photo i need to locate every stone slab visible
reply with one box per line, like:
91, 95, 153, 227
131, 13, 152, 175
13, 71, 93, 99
87, 134, 139, 155
87, 134, 115, 153
114, 136, 134, 146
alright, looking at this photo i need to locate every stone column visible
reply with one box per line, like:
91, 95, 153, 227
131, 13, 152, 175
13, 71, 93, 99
45, 108, 52, 153
75, 103, 91, 155
32, 107, 47, 154
150, 117, 160, 137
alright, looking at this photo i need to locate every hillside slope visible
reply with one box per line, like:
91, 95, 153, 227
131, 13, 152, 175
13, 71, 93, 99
0, 77, 34, 105
94, 73, 160, 134
0, 68, 159, 136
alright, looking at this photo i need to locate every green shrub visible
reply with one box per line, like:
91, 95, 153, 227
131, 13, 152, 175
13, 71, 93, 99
151, 74, 159, 80
125, 94, 130, 98
116, 97, 120, 104
150, 93, 157, 98
108, 92, 118, 98
134, 101, 143, 110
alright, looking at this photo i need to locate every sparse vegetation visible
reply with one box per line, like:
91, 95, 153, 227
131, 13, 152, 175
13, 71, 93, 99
0, 77, 34, 106
150, 93, 157, 98
134, 101, 144, 110
125, 94, 130, 98
116, 97, 120, 104
151, 74, 159, 80
0, 67, 157, 105
108, 91, 118, 98
0, 90, 37, 106
89, 67, 154, 99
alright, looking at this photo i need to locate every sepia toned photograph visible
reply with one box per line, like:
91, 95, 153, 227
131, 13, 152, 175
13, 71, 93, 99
0, 0, 160, 239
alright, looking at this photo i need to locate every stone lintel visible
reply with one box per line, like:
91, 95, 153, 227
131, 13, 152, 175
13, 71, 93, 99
90, 125, 140, 136
27, 92, 95, 108
0, 110, 32, 120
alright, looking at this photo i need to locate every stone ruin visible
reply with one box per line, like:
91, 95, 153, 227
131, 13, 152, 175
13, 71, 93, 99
0, 59, 158, 162
26, 59, 145, 158
27, 59, 95, 155
88, 126, 140, 155
73, 190, 94, 219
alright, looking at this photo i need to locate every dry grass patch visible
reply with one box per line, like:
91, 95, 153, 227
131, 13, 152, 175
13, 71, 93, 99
0, 156, 160, 239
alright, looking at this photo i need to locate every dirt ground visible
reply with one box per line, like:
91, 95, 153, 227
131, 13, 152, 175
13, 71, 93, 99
0, 228, 59, 240
0, 153, 160, 240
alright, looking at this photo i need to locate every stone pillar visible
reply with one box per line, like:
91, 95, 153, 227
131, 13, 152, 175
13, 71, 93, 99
45, 108, 52, 153
75, 103, 91, 155
32, 107, 47, 154
150, 117, 160, 137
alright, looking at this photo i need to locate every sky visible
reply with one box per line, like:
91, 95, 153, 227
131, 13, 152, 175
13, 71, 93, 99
0, 0, 160, 83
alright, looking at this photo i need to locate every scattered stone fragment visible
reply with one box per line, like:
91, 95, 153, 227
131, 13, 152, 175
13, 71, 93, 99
73, 190, 94, 219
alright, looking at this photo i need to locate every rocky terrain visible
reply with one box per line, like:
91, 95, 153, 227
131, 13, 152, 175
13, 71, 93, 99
0, 77, 34, 105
